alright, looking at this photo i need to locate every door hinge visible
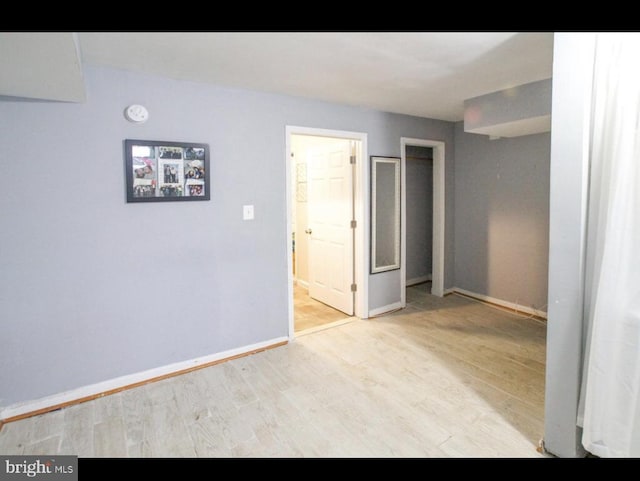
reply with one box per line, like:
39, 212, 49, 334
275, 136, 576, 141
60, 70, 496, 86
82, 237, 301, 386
351, 283, 357, 292
350, 155, 356, 164
350, 220, 357, 228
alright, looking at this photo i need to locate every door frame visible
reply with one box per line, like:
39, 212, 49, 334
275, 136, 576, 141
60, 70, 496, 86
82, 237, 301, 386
286, 126, 369, 340
400, 137, 445, 305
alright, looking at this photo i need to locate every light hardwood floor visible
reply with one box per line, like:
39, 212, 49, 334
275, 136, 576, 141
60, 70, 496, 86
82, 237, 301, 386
0, 285, 548, 457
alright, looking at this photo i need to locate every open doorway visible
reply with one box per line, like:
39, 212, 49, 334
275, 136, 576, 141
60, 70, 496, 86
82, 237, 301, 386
286, 127, 368, 339
405, 145, 434, 290
400, 137, 445, 305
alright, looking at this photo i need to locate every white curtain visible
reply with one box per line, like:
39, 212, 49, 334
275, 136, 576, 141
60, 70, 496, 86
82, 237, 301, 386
580, 33, 640, 457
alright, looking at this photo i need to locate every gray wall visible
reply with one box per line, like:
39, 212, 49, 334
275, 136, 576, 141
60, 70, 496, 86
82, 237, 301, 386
406, 148, 433, 283
543, 33, 595, 458
453, 123, 550, 311
369, 118, 455, 308
0, 65, 455, 407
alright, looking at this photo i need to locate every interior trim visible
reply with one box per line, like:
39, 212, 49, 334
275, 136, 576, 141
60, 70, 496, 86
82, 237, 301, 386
453, 287, 547, 321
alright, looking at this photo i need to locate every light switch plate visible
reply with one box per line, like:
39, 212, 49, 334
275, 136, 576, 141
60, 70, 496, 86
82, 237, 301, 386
243, 205, 254, 220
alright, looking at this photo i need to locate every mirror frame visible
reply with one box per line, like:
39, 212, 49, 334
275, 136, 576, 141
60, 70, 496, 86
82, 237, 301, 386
370, 156, 401, 274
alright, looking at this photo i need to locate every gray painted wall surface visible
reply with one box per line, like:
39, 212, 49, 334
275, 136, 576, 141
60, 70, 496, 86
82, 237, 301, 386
543, 33, 595, 459
0, 65, 454, 406
453, 123, 550, 311
369, 118, 455, 308
406, 149, 433, 282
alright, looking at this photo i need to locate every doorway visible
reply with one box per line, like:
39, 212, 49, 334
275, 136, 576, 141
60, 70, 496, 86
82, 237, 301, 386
405, 146, 434, 287
286, 126, 368, 339
400, 137, 445, 305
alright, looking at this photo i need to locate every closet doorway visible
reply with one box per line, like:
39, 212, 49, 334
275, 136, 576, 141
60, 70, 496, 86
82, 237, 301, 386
400, 137, 445, 305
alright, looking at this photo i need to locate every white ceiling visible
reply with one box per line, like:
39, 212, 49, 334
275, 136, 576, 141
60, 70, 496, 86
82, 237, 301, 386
0, 32, 86, 102
0, 32, 554, 122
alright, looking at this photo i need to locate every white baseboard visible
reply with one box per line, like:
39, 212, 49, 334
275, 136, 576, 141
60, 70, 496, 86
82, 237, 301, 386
0, 336, 288, 421
369, 301, 404, 317
295, 279, 309, 290
443, 287, 456, 295
452, 287, 547, 319
406, 274, 432, 286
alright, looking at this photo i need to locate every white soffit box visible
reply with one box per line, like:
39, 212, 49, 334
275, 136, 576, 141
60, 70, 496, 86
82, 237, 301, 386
464, 78, 552, 138
0, 32, 86, 102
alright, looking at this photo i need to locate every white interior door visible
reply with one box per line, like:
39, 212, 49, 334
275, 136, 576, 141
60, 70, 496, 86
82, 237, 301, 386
306, 139, 354, 315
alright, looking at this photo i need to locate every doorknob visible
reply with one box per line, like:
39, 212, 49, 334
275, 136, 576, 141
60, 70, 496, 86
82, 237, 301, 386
305, 228, 312, 234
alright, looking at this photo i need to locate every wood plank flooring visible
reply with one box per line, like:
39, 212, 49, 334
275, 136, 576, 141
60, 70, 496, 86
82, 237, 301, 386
0, 285, 548, 457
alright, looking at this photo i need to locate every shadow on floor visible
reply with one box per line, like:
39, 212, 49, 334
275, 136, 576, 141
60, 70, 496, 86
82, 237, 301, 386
373, 282, 546, 448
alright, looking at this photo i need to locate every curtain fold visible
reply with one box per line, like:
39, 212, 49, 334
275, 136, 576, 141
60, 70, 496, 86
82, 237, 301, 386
580, 33, 640, 457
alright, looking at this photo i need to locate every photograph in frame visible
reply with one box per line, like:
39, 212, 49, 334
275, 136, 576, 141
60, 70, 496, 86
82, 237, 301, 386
124, 139, 210, 203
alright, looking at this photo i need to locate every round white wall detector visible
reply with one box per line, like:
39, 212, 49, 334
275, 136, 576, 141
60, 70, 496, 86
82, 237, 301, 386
124, 104, 149, 123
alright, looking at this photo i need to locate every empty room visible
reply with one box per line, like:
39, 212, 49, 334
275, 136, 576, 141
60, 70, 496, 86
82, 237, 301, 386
0, 32, 637, 459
